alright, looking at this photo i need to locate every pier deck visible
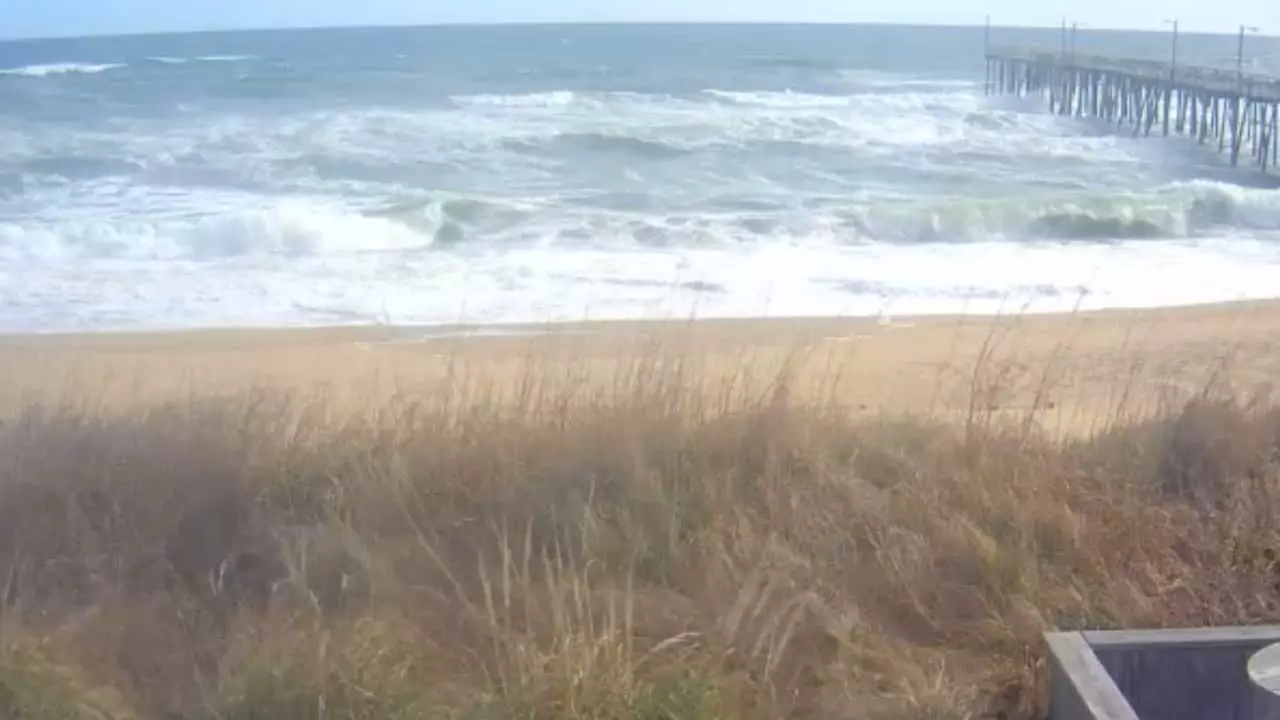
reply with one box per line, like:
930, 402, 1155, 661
985, 47, 1280, 172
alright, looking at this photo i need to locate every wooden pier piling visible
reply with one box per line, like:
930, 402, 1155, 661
985, 47, 1280, 173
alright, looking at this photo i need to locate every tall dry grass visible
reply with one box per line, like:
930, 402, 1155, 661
1, 341, 1279, 720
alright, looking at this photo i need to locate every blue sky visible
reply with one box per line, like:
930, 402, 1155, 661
0, 0, 1273, 40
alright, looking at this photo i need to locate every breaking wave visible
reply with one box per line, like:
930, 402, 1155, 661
0, 202, 430, 262
502, 132, 691, 159
451, 91, 582, 109
857, 181, 1280, 243
0, 62, 126, 77
146, 55, 256, 65
5, 180, 1276, 265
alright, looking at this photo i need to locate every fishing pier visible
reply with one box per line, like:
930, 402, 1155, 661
984, 46, 1280, 172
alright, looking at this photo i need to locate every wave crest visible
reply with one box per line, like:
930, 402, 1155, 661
858, 181, 1280, 243
452, 91, 581, 109
503, 132, 690, 159
146, 55, 257, 65
0, 202, 430, 262
0, 62, 125, 77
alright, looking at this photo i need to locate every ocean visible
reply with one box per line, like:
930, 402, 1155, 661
2, 24, 1280, 333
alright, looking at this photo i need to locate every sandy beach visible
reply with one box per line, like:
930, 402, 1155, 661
5, 300, 1280, 432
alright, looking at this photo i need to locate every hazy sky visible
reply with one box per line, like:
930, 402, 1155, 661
0, 0, 1273, 40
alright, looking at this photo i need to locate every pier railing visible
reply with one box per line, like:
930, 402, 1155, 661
985, 46, 1280, 171
989, 46, 1280, 100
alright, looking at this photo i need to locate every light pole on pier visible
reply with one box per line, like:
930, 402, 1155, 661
1069, 22, 1089, 64
1162, 19, 1179, 137
1163, 19, 1179, 82
1231, 25, 1260, 167
1238, 24, 1260, 82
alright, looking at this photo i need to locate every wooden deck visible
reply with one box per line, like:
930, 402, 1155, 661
1046, 626, 1280, 720
985, 47, 1280, 172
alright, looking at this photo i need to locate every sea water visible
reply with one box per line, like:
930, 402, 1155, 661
2, 24, 1280, 332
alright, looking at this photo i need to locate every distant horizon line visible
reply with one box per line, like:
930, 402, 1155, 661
0, 19, 1266, 45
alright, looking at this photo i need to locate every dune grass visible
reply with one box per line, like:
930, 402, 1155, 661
1, 340, 1279, 720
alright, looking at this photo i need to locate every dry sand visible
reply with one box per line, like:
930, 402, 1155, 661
3, 301, 1280, 433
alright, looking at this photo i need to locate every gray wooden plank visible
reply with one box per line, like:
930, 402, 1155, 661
1085, 625, 1280, 651
1046, 632, 1141, 720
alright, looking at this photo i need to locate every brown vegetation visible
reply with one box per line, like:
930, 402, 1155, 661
2, 345, 1280, 720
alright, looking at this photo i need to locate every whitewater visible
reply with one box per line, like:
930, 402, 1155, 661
1, 24, 1280, 333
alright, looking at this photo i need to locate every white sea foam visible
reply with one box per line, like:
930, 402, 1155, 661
0, 87, 1099, 188
839, 69, 981, 90
452, 91, 581, 108
0, 62, 125, 77
195, 55, 257, 62
702, 88, 976, 110
704, 89, 860, 108
146, 55, 255, 65
6, 231, 1280, 334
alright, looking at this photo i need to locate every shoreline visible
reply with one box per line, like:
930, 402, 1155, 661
2, 295, 1277, 347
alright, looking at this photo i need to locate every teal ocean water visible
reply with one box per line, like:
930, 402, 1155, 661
2, 24, 1280, 331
